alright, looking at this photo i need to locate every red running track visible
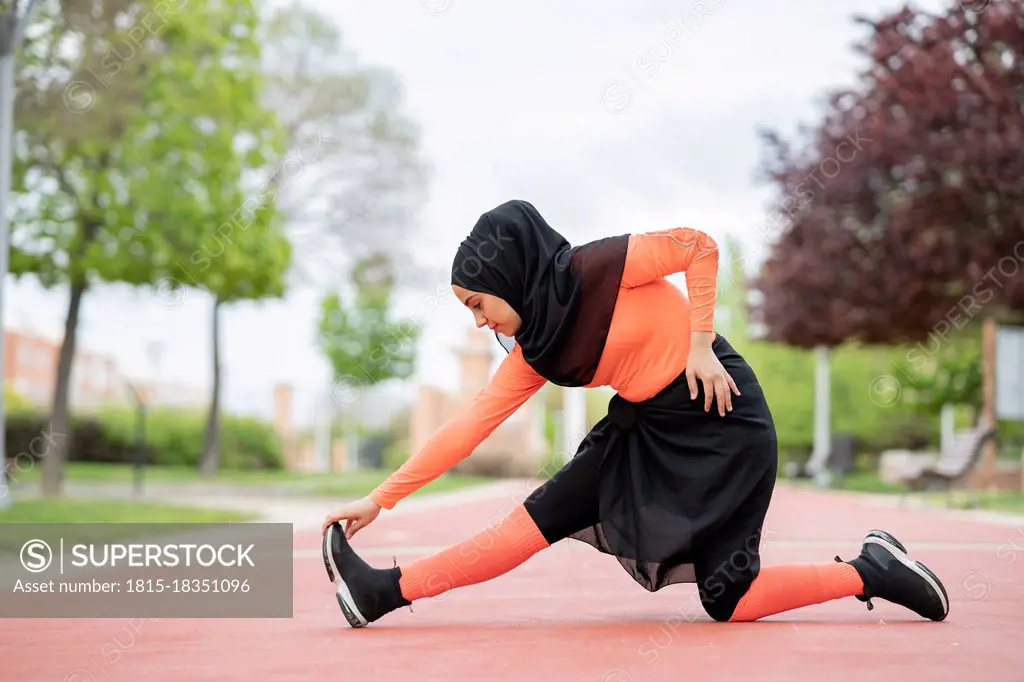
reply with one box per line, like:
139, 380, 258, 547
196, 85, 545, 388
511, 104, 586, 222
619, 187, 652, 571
2, 482, 1023, 682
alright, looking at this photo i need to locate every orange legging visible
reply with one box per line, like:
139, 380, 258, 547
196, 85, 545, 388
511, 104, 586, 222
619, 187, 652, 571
397, 503, 864, 621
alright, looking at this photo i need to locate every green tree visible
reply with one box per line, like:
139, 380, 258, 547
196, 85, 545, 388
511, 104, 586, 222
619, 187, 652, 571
147, 3, 294, 477
188, 221, 292, 476
317, 253, 419, 412
892, 329, 983, 420
11, 0, 282, 494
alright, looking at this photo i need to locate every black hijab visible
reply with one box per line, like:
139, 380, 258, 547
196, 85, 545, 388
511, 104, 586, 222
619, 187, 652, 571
450, 199, 629, 387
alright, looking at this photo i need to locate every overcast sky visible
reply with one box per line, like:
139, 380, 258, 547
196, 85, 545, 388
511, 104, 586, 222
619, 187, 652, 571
5, 0, 950, 424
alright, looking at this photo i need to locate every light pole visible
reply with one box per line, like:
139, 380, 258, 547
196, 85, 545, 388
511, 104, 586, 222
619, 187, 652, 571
146, 340, 164, 398
562, 387, 586, 464
0, 0, 39, 510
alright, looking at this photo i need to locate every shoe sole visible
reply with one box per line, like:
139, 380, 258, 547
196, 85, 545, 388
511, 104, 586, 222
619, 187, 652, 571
863, 529, 949, 621
865, 529, 906, 553
321, 524, 369, 628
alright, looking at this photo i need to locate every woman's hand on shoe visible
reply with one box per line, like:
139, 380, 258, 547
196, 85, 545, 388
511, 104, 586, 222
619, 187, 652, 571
685, 343, 740, 417
322, 496, 382, 539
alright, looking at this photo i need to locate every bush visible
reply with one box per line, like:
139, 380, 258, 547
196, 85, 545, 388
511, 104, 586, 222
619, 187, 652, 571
737, 338, 943, 466
219, 414, 285, 470
382, 438, 409, 471
4, 384, 34, 415
5, 405, 283, 471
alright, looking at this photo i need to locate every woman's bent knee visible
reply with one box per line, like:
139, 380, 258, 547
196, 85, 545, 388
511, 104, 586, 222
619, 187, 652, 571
700, 592, 739, 622
698, 576, 753, 622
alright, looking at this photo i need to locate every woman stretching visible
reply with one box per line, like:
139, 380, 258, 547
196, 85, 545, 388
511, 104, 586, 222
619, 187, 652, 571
320, 199, 949, 628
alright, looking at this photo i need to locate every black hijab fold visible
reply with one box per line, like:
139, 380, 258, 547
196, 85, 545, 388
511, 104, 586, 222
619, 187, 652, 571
451, 199, 629, 387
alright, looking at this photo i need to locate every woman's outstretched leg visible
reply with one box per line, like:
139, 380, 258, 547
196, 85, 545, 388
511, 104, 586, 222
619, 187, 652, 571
398, 504, 550, 600
323, 502, 551, 627
324, 442, 603, 627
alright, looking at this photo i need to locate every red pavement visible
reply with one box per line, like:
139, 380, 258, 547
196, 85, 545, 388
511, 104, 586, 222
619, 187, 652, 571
3, 482, 1024, 681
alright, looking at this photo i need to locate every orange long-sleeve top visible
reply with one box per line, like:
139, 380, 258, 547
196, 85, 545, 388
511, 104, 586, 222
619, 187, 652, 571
369, 227, 719, 510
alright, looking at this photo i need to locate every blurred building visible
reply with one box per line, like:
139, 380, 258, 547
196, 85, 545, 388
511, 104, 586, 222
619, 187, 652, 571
3, 326, 206, 412
5, 326, 125, 408
273, 383, 313, 471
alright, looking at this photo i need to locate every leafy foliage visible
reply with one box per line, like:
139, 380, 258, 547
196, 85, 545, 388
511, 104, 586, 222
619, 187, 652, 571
318, 253, 419, 391
895, 327, 983, 416
12, 0, 285, 293
752, 1, 1024, 347
10, 0, 288, 492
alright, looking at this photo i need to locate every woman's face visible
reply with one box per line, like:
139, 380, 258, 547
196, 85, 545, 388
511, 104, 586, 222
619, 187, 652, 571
452, 285, 522, 336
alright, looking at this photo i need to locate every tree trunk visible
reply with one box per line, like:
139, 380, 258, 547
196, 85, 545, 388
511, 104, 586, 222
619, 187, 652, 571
198, 297, 222, 476
977, 315, 998, 486
40, 279, 87, 496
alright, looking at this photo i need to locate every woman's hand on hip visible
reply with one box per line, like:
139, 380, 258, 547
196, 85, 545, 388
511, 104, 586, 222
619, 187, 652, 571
685, 344, 741, 417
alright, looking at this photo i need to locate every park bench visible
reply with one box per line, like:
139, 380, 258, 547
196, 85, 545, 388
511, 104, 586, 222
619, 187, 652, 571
902, 424, 998, 507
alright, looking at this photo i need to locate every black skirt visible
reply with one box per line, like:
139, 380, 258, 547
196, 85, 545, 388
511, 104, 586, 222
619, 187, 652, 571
563, 334, 778, 602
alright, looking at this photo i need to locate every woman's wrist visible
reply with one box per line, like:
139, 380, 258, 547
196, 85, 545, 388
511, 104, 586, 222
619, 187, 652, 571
690, 330, 715, 350
366, 490, 387, 510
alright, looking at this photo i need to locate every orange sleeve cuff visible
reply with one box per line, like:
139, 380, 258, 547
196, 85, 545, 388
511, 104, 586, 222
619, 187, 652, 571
368, 489, 391, 510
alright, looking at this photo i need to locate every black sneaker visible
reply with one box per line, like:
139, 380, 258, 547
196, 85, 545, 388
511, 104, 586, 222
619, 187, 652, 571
836, 529, 949, 621
321, 522, 411, 628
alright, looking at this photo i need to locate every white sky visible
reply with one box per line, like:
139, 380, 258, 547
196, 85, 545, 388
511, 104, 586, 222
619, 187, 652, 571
5, 0, 950, 424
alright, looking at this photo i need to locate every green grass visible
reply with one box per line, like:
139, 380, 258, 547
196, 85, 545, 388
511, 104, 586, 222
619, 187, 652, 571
827, 471, 908, 494
976, 492, 1024, 513
6, 462, 318, 486
0, 498, 256, 523
5, 462, 497, 499
798, 469, 1024, 516
924, 490, 1024, 514
306, 471, 495, 498
0, 498, 258, 558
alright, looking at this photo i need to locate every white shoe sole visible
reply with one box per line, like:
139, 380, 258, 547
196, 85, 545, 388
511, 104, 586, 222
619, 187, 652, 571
322, 524, 368, 628
864, 531, 949, 620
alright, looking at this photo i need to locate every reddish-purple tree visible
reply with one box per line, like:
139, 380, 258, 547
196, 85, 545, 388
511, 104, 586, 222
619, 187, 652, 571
752, 0, 1024, 348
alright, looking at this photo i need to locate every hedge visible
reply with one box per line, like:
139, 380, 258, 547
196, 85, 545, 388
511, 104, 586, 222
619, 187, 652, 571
5, 401, 283, 471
